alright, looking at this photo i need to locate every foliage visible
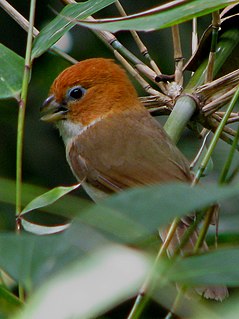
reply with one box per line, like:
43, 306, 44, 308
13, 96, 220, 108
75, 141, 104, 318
0, 0, 239, 318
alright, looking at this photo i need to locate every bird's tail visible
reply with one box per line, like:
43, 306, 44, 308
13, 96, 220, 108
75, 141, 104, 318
159, 218, 229, 301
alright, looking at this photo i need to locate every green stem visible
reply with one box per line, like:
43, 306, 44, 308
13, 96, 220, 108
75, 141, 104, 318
219, 125, 239, 184
16, 0, 36, 303
193, 86, 239, 185
16, 0, 36, 218
164, 95, 196, 143
193, 206, 215, 252
127, 218, 180, 319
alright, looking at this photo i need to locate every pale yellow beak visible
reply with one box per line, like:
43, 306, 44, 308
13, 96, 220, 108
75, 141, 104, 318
41, 95, 68, 122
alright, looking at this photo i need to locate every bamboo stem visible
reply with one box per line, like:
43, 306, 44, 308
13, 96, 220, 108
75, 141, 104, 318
164, 95, 196, 143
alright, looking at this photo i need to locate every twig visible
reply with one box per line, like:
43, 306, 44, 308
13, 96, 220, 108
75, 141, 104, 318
193, 85, 239, 185
205, 11, 220, 83
0, 0, 77, 64
171, 25, 183, 86
115, 1, 167, 95
115, 2, 160, 73
203, 86, 237, 115
190, 130, 211, 169
114, 51, 168, 102
211, 113, 237, 137
192, 18, 198, 54
226, 116, 239, 124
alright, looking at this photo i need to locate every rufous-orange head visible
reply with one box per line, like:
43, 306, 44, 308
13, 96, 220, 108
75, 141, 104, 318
41, 58, 139, 127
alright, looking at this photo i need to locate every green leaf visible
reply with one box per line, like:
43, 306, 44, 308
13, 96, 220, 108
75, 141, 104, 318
0, 224, 108, 291
31, 0, 116, 60
21, 218, 70, 235
99, 182, 239, 231
0, 286, 22, 316
21, 183, 81, 215
76, 0, 238, 32
0, 44, 24, 100
0, 177, 90, 219
76, 182, 239, 243
13, 245, 150, 319
166, 248, 239, 286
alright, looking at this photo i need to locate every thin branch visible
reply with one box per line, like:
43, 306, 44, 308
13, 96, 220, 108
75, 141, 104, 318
0, 0, 77, 64
203, 86, 238, 115
205, 11, 221, 83
114, 51, 168, 102
190, 130, 211, 169
192, 18, 198, 54
211, 113, 237, 137
193, 85, 239, 185
171, 25, 183, 86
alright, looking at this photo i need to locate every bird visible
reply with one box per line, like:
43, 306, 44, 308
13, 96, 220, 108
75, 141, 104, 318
41, 57, 228, 301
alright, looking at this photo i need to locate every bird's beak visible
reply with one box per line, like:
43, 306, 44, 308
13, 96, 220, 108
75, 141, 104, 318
40, 95, 68, 122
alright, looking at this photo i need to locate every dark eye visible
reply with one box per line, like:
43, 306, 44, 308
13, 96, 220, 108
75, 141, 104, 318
68, 86, 86, 100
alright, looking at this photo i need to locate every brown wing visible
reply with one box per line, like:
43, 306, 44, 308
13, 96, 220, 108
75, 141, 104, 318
67, 107, 192, 193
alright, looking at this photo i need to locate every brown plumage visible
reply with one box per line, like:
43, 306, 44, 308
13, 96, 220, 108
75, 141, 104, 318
41, 58, 228, 300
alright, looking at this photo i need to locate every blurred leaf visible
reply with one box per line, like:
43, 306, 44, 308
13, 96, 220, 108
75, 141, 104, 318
74, 182, 239, 243
13, 245, 150, 319
167, 248, 239, 286
0, 223, 108, 292
31, 0, 116, 60
21, 183, 81, 215
97, 182, 239, 231
0, 44, 24, 100
76, 0, 238, 32
21, 219, 70, 235
0, 286, 22, 317
80, 205, 150, 243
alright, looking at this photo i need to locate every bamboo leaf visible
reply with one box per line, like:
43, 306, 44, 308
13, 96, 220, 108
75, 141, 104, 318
0, 224, 108, 291
31, 0, 116, 60
167, 248, 239, 286
13, 245, 150, 319
0, 177, 90, 219
75, 182, 239, 244
75, 0, 238, 32
20, 183, 81, 215
0, 44, 24, 100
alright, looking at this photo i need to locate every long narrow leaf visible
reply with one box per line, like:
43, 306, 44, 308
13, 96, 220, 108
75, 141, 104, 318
166, 248, 239, 286
76, 0, 238, 32
31, 0, 115, 60
21, 183, 81, 215
0, 44, 24, 100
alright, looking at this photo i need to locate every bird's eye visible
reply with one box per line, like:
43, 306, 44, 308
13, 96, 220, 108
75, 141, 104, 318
68, 86, 86, 100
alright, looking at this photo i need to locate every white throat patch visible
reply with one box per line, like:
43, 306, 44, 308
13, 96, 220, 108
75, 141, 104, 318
57, 117, 103, 146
